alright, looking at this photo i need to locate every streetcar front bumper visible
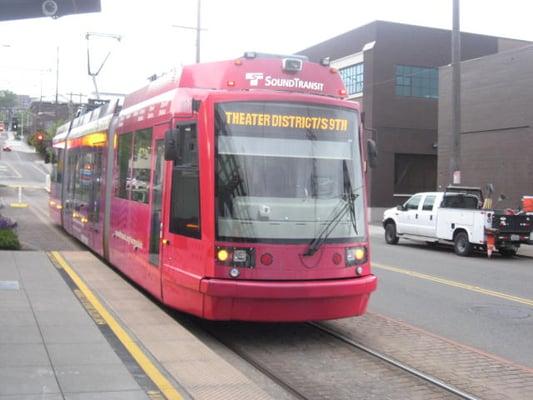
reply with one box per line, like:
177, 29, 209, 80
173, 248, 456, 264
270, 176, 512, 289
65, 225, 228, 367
199, 274, 377, 321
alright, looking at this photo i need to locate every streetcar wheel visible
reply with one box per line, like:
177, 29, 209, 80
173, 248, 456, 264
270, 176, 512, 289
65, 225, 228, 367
454, 231, 472, 257
385, 222, 399, 244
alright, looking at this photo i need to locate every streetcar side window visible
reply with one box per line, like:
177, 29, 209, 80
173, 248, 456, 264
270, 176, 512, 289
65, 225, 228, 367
131, 128, 152, 204
169, 123, 201, 239
50, 148, 63, 183
116, 132, 133, 199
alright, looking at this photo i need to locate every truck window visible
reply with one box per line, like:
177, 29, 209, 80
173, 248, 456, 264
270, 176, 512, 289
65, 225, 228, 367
404, 194, 422, 210
422, 195, 436, 211
441, 194, 479, 209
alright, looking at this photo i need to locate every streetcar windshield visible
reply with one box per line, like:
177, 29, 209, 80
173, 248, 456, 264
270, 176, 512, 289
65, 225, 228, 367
215, 102, 366, 243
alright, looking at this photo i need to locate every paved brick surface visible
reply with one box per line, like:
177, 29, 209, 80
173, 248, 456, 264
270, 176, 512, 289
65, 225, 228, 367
327, 312, 533, 400
207, 322, 460, 400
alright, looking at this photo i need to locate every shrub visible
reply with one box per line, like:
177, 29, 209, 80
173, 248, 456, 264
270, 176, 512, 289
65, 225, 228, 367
0, 215, 17, 229
0, 228, 21, 250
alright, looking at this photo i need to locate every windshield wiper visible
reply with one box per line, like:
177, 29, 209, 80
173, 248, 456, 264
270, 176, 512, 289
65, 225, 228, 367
347, 190, 358, 236
303, 191, 359, 257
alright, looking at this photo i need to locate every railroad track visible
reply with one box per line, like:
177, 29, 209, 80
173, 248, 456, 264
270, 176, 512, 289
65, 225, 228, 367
310, 322, 479, 400
200, 320, 479, 400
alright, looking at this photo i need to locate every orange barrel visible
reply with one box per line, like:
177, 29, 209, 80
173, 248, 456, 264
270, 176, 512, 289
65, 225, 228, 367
522, 196, 533, 212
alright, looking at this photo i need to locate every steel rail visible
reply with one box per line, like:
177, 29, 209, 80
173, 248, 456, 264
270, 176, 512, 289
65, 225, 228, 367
310, 322, 480, 400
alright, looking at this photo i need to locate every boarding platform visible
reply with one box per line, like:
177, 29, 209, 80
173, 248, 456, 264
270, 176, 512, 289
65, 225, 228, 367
0, 251, 273, 399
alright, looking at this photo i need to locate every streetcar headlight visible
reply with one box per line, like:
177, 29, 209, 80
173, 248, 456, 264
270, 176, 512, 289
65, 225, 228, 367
345, 246, 367, 266
215, 246, 256, 268
216, 249, 229, 262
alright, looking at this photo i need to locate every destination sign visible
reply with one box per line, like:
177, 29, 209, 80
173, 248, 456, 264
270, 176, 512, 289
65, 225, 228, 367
216, 102, 358, 141
224, 111, 348, 131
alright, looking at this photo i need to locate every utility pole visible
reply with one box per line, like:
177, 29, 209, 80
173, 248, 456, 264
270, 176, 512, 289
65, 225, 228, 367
450, 0, 462, 185
172, 0, 205, 63
55, 46, 59, 105
196, 0, 201, 63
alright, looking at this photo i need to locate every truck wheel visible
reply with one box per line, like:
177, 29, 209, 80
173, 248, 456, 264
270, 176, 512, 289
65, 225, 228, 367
498, 247, 517, 257
454, 231, 472, 256
385, 222, 399, 244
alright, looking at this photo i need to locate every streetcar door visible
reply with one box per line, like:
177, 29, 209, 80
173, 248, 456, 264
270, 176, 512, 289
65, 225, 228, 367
149, 139, 165, 265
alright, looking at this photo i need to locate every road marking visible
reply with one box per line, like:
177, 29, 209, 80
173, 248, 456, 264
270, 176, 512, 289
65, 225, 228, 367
30, 163, 48, 177
6, 184, 47, 189
49, 251, 183, 400
373, 262, 533, 307
0, 163, 22, 178
10, 202, 28, 208
3, 162, 23, 178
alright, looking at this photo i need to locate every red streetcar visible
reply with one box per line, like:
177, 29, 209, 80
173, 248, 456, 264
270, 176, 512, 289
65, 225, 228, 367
49, 53, 377, 321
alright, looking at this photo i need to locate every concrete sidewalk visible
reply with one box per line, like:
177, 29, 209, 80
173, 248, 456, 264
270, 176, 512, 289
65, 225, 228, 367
0, 251, 154, 399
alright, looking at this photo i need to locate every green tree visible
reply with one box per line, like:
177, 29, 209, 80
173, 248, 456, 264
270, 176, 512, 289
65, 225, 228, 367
29, 119, 64, 157
46, 118, 64, 138
0, 90, 17, 109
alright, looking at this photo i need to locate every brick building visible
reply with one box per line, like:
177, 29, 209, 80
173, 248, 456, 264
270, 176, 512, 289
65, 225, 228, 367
299, 21, 529, 217
438, 45, 533, 208
29, 101, 74, 133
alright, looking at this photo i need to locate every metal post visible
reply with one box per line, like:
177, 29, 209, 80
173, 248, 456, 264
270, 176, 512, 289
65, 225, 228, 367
171, 0, 205, 64
196, 0, 201, 63
450, 0, 461, 185
10, 185, 28, 208
55, 46, 59, 105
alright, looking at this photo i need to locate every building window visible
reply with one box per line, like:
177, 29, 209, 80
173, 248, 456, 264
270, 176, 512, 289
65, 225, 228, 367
395, 65, 438, 99
339, 63, 364, 95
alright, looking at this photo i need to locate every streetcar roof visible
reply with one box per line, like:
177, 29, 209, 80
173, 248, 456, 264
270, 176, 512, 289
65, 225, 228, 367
122, 55, 347, 109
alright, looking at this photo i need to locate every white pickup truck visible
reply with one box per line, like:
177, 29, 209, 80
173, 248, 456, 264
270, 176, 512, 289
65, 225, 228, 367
382, 187, 533, 257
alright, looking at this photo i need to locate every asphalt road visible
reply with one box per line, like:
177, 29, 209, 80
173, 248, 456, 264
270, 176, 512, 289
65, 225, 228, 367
0, 132, 80, 250
368, 226, 533, 368
0, 132, 48, 187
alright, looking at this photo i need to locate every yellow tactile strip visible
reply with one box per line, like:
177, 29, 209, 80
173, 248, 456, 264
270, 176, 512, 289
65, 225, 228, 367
59, 251, 273, 400
49, 251, 183, 400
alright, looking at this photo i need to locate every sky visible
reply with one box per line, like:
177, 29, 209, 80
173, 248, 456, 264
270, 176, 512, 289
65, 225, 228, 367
1, 0, 533, 102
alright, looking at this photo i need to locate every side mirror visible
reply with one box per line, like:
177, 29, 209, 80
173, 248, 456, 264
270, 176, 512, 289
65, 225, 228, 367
396, 205, 404, 211
367, 139, 377, 169
164, 129, 180, 161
